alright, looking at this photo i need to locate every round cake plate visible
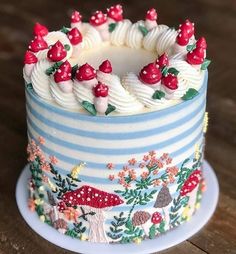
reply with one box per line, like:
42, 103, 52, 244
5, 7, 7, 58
16, 160, 219, 254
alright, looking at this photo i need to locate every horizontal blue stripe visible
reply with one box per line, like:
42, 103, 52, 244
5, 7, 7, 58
27, 113, 204, 155
26, 95, 206, 140
28, 128, 203, 172
25, 71, 207, 123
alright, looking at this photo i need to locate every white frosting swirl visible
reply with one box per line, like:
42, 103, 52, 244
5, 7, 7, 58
125, 21, 144, 49
50, 78, 80, 110
143, 25, 168, 51
97, 71, 144, 113
31, 59, 53, 100
82, 25, 103, 50
73, 80, 94, 104
156, 28, 178, 55
122, 73, 172, 108
110, 19, 132, 46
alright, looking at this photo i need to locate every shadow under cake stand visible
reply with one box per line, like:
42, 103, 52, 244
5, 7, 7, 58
16, 160, 219, 254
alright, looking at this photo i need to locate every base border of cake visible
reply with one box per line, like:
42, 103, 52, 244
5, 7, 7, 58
16, 160, 218, 254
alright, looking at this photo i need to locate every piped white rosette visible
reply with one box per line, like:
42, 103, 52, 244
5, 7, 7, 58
110, 19, 132, 46
156, 28, 178, 55
126, 21, 145, 49
81, 23, 103, 50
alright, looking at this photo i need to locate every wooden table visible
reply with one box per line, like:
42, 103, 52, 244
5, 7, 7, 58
0, 0, 236, 253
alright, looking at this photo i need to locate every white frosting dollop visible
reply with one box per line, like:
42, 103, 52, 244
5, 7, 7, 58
143, 25, 168, 51
31, 59, 53, 100
97, 71, 144, 113
125, 21, 144, 49
73, 80, 94, 104
82, 25, 103, 50
110, 19, 132, 46
50, 78, 80, 110
156, 28, 178, 55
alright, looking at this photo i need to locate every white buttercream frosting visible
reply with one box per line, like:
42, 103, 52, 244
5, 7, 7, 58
73, 80, 94, 104
110, 19, 132, 46
125, 21, 144, 49
97, 71, 144, 113
156, 28, 178, 55
82, 25, 103, 50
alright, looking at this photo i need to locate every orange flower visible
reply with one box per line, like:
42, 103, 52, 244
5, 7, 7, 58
128, 158, 137, 165
143, 155, 150, 162
157, 160, 164, 169
28, 198, 35, 212
128, 169, 137, 181
41, 162, 51, 172
106, 163, 115, 170
161, 153, 169, 160
122, 165, 130, 172
49, 155, 58, 165
141, 171, 149, 179
108, 174, 115, 181
168, 174, 175, 183
118, 171, 125, 178
63, 207, 79, 222
166, 166, 179, 176
149, 150, 156, 157
166, 157, 173, 165
139, 162, 146, 168
38, 136, 45, 145
152, 179, 161, 187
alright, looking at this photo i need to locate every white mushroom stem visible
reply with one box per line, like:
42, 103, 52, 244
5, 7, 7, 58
53, 206, 59, 221
80, 78, 98, 89
141, 223, 151, 236
94, 97, 108, 114
186, 184, 199, 216
161, 206, 170, 230
58, 80, 73, 93
71, 43, 83, 58
24, 63, 35, 77
161, 86, 175, 99
82, 206, 109, 243
95, 23, 110, 41
145, 20, 157, 30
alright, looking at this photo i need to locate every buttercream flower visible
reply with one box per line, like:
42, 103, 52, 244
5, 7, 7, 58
122, 165, 130, 172
161, 153, 169, 160
42, 175, 49, 183
106, 163, 115, 170
49, 155, 58, 164
63, 207, 79, 222
141, 171, 149, 179
153, 169, 159, 175
123, 182, 131, 189
41, 162, 51, 172
108, 174, 115, 181
38, 136, 45, 145
128, 169, 137, 181
152, 179, 161, 187
149, 150, 156, 157
28, 198, 35, 211
27, 154, 35, 162
182, 205, 191, 221
139, 162, 146, 168
168, 174, 175, 183
118, 171, 125, 178
128, 158, 137, 165
143, 155, 150, 162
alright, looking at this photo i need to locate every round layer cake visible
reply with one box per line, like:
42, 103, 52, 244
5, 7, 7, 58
24, 5, 210, 244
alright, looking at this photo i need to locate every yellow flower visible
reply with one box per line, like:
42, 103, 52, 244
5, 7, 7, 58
194, 143, 200, 161
71, 162, 86, 179
182, 205, 191, 221
48, 179, 57, 192
34, 198, 44, 205
39, 215, 45, 222
38, 186, 45, 192
80, 234, 87, 241
195, 202, 201, 210
133, 237, 142, 244
203, 112, 209, 133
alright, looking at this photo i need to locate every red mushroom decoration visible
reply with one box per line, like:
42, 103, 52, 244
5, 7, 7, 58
151, 212, 163, 224
180, 169, 202, 216
179, 19, 195, 41
70, 10, 82, 30
172, 28, 190, 55
28, 35, 48, 53
53, 61, 73, 93
106, 4, 123, 23
75, 63, 97, 89
145, 8, 158, 30
90, 11, 109, 41
139, 63, 162, 89
156, 53, 169, 69
187, 46, 205, 69
61, 185, 124, 243
196, 37, 207, 57
33, 22, 49, 37
67, 28, 83, 58
98, 60, 113, 74
93, 82, 109, 114
23, 50, 38, 79
47, 41, 67, 62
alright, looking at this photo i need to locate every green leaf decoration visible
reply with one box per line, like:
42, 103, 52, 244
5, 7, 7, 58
168, 67, 179, 76
45, 61, 63, 76
152, 90, 165, 100
109, 23, 117, 33
26, 83, 33, 90
61, 26, 69, 34
181, 88, 199, 101
72, 64, 78, 79
201, 59, 211, 70
138, 25, 149, 36
161, 66, 168, 76
149, 224, 156, 239
105, 104, 116, 115
64, 44, 71, 51
82, 101, 97, 116
186, 44, 196, 52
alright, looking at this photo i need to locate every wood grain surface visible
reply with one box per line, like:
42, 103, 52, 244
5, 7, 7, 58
0, 0, 236, 253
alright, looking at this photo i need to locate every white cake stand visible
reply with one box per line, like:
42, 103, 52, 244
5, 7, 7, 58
16, 161, 219, 254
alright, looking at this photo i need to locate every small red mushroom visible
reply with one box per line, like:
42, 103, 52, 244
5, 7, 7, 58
75, 63, 97, 89
90, 11, 109, 41
176, 29, 190, 46
33, 22, 49, 37
61, 185, 124, 243
28, 35, 48, 53
57, 201, 67, 213
187, 47, 205, 66
156, 53, 169, 69
67, 28, 83, 45
139, 63, 162, 88
151, 212, 163, 224
98, 60, 112, 74
70, 10, 83, 30
23, 51, 38, 79
145, 8, 158, 30
93, 82, 109, 114
196, 37, 207, 49
107, 4, 123, 22
179, 19, 195, 39
162, 73, 178, 90
47, 41, 67, 62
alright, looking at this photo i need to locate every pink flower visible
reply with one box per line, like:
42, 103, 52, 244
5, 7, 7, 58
166, 157, 173, 165
152, 179, 161, 187
139, 162, 146, 168
49, 155, 58, 165
128, 158, 137, 165
166, 166, 179, 176
123, 182, 131, 188
27, 154, 35, 162
106, 163, 115, 170
41, 162, 51, 172
42, 175, 49, 183
143, 155, 150, 162
122, 165, 130, 172
161, 153, 169, 160
128, 169, 137, 181
108, 174, 115, 181
118, 171, 125, 178
153, 169, 159, 175
38, 136, 45, 145
28, 198, 35, 212
149, 150, 156, 157
141, 171, 149, 179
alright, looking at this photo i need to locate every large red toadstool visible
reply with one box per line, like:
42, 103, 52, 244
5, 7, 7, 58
90, 11, 109, 41
75, 63, 97, 89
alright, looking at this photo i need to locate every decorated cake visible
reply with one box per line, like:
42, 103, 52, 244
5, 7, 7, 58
24, 5, 210, 244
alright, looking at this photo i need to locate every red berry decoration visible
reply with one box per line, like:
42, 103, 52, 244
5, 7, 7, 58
151, 212, 162, 224
187, 47, 205, 65
146, 8, 158, 21
162, 74, 178, 90
176, 29, 190, 46
179, 19, 195, 38
90, 11, 107, 26
47, 41, 67, 62
71, 10, 82, 23
76, 63, 96, 81
107, 4, 123, 22
196, 37, 207, 49
156, 53, 169, 68
28, 35, 48, 53
99, 60, 112, 73
33, 22, 49, 37
93, 82, 109, 97
24, 50, 38, 64
54, 61, 72, 83
139, 63, 162, 85
67, 28, 83, 45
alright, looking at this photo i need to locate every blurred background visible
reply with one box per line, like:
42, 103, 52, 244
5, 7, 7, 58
0, 0, 236, 254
